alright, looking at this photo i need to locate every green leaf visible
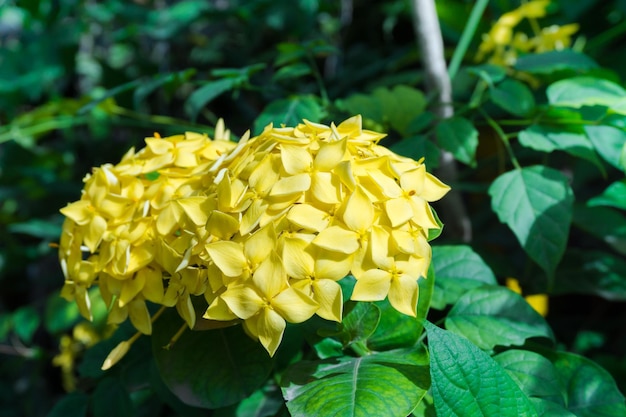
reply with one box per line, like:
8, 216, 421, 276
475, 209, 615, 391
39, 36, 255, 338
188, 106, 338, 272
8, 218, 62, 239
367, 266, 434, 351
376, 85, 427, 134
435, 117, 478, 167
494, 350, 565, 406
549, 351, 626, 417
518, 125, 603, 171
152, 309, 273, 409
431, 245, 497, 309
390, 135, 440, 170
253, 96, 323, 134
466, 64, 507, 85
588, 179, 626, 210
514, 50, 598, 75
584, 125, 626, 171
488, 166, 574, 277
490, 79, 535, 117
281, 347, 430, 417
573, 205, 626, 255
214, 381, 284, 417
272, 63, 312, 81
554, 249, 626, 301
445, 286, 554, 350
185, 78, 238, 121
44, 292, 81, 333
46, 392, 89, 417
133, 69, 196, 109
93, 377, 134, 417
424, 321, 539, 417
547, 76, 626, 109
12, 305, 39, 344
339, 301, 381, 347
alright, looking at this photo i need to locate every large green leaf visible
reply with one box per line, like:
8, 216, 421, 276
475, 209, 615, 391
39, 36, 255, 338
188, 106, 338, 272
584, 125, 626, 171
549, 351, 626, 417
253, 96, 323, 134
514, 50, 598, 75
435, 117, 478, 167
281, 347, 430, 417
490, 79, 535, 116
424, 322, 538, 417
588, 179, 626, 210
152, 309, 273, 409
430, 245, 497, 309
518, 124, 603, 170
185, 78, 239, 121
547, 77, 626, 109
488, 166, 574, 277
445, 286, 554, 350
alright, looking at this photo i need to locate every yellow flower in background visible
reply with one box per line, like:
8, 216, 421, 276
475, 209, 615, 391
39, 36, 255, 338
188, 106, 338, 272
58, 115, 449, 360
475, 0, 579, 66
505, 277, 549, 317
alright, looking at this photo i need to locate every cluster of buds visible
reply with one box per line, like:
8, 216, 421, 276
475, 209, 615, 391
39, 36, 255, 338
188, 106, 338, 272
475, 0, 579, 65
59, 116, 449, 359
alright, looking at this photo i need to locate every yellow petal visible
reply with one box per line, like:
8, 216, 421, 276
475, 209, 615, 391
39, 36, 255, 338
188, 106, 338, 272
252, 252, 287, 298
385, 198, 413, 228
272, 287, 319, 323
119, 272, 146, 307
409, 197, 440, 231
286, 203, 330, 232
204, 296, 238, 321
99, 194, 131, 219
314, 136, 347, 171
60, 200, 92, 225
270, 173, 311, 197
281, 236, 314, 279
314, 248, 353, 280
370, 225, 391, 269
101, 340, 131, 371
400, 166, 425, 195
244, 224, 276, 266
176, 293, 196, 328
84, 215, 107, 253
221, 284, 264, 319
128, 298, 152, 335
127, 245, 154, 274
351, 269, 391, 301
422, 172, 450, 201
249, 154, 280, 196
343, 186, 374, 233
257, 308, 286, 357
313, 226, 359, 254
140, 267, 164, 303
145, 137, 173, 154
388, 274, 418, 316
177, 197, 211, 226
207, 210, 240, 240
156, 203, 183, 236
312, 279, 343, 322
206, 241, 246, 277
74, 285, 93, 321
310, 171, 342, 204
240, 199, 268, 235
281, 144, 312, 174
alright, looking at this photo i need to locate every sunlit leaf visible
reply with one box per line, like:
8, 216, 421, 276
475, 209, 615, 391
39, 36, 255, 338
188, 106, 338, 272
435, 117, 478, 167
490, 79, 535, 116
584, 125, 626, 171
514, 50, 598, 75
547, 76, 626, 109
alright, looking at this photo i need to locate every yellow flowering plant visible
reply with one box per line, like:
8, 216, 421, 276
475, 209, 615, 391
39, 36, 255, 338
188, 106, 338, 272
58, 116, 449, 370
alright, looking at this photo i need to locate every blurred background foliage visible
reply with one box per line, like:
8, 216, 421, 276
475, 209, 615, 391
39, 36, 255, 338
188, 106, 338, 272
2, 0, 626, 416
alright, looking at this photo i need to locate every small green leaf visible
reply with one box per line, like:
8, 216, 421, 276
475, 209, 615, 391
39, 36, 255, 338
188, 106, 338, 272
12, 305, 39, 344
549, 351, 626, 417
281, 347, 430, 417
547, 76, 626, 109
378, 85, 427, 134
514, 50, 598, 75
273, 63, 312, 81
340, 302, 381, 347
133, 69, 196, 108
518, 125, 603, 171
424, 322, 539, 417
46, 392, 89, 417
445, 286, 554, 350
588, 179, 626, 210
431, 245, 497, 309
8, 218, 63, 239
185, 78, 238, 121
490, 79, 535, 117
152, 309, 273, 409
93, 377, 134, 417
466, 64, 507, 84
253, 96, 323, 134
214, 381, 284, 417
584, 125, 626, 171
435, 117, 478, 167
488, 166, 574, 278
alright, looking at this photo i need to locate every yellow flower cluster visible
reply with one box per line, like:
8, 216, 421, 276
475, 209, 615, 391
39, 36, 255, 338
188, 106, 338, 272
59, 116, 449, 358
475, 0, 579, 65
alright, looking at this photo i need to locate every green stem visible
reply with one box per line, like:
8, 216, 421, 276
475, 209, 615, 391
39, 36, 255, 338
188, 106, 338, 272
448, 0, 490, 80
481, 109, 521, 170
349, 340, 371, 357
0, 116, 88, 144
306, 54, 330, 106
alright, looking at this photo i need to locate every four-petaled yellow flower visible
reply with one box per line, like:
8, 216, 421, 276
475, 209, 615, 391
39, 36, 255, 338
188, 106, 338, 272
58, 115, 449, 359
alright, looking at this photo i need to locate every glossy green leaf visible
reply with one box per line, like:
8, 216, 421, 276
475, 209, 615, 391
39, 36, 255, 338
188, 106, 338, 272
185, 78, 238, 121
12, 305, 39, 344
584, 125, 626, 171
514, 50, 598, 75
573, 205, 626, 255
425, 322, 538, 417
367, 266, 434, 351
93, 377, 134, 417
152, 309, 273, 409
435, 117, 478, 167
489, 166, 574, 277
549, 351, 626, 417
339, 302, 380, 347
445, 286, 554, 350
547, 77, 626, 109
281, 347, 430, 417
588, 179, 626, 210
518, 124, 603, 170
495, 350, 565, 406
47, 392, 89, 417
554, 249, 626, 301
390, 135, 440, 170
431, 245, 497, 309
490, 79, 535, 116
253, 96, 323, 134
466, 64, 507, 84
